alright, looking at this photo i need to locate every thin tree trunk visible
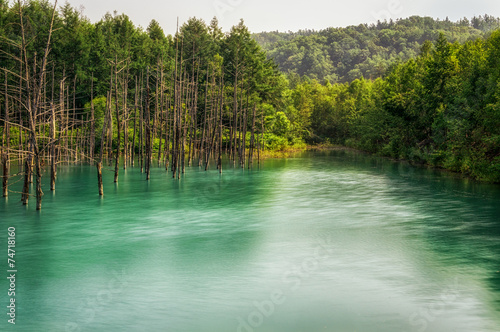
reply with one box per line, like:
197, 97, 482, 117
139, 72, 144, 172
145, 68, 151, 180
97, 92, 110, 196
131, 77, 138, 167
232, 69, 238, 164
21, 153, 31, 205
259, 110, 264, 164
50, 102, 57, 190
248, 103, 256, 168
114, 57, 120, 183
72, 74, 77, 161
2, 72, 10, 197
218, 76, 224, 174
34, 150, 43, 210
123, 67, 129, 170
241, 90, 249, 168
205, 79, 221, 171
90, 73, 95, 161
97, 161, 103, 195
157, 61, 164, 166
164, 79, 170, 171
199, 71, 209, 167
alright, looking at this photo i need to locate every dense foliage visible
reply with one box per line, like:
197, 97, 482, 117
289, 32, 500, 182
254, 15, 500, 83
0, 0, 285, 114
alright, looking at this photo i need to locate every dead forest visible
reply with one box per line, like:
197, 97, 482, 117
0, 1, 284, 209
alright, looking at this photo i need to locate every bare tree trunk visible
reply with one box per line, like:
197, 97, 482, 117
18, 44, 23, 164
2, 72, 10, 197
19, 1, 31, 204
157, 61, 164, 166
107, 70, 113, 165
96, 92, 110, 196
248, 103, 256, 168
164, 78, 171, 171
171, 21, 180, 177
18, 114, 22, 164
66, 78, 70, 163
171, 77, 177, 176
145, 68, 151, 180
90, 73, 95, 161
21, 153, 31, 205
181, 69, 189, 175
199, 71, 209, 167
34, 150, 43, 210
151, 64, 159, 167
123, 66, 129, 170
139, 72, 144, 172
205, 78, 221, 172
187, 80, 194, 167
50, 102, 57, 190
259, 110, 264, 164
97, 161, 103, 195
237, 88, 245, 167
232, 73, 238, 163
131, 77, 138, 167
204, 76, 217, 171
71, 74, 77, 162
114, 57, 121, 183
241, 90, 249, 168
218, 76, 224, 174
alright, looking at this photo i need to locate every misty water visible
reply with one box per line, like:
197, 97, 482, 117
1, 150, 500, 332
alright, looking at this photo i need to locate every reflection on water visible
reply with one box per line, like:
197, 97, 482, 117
1, 150, 499, 332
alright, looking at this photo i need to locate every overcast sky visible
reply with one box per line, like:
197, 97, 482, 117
61, 0, 500, 34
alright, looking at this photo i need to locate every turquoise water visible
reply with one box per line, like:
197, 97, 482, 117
1, 150, 500, 332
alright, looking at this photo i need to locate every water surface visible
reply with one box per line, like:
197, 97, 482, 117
1, 150, 499, 332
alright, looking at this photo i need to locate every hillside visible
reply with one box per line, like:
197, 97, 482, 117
253, 15, 500, 83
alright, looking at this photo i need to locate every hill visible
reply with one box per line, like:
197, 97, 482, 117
253, 15, 500, 83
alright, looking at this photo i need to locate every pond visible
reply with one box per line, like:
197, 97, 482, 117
1, 150, 499, 331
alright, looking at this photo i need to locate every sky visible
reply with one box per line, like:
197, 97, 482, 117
59, 0, 500, 34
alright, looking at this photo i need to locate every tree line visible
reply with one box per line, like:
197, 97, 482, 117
0, 0, 287, 209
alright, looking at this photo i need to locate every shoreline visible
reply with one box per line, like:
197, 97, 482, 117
264, 143, 499, 184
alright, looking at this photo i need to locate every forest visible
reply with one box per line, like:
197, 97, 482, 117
254, 15, 500, 82
1, 1, 500, 211
287, 30, 500, 183
256, 15, 500, 183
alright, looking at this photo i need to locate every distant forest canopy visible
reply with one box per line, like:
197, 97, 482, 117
253, 15, 500, 83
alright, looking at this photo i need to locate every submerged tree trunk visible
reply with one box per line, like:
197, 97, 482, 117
123, 68, 129, 170
35, 150, 43, 210
90, 73, 95, 161
2, 72, 10, 197
97, 161, 103, 195
21, 152, 31, 205
114, 58, 121, 183
50, 103, 57, 190
96, 90, 110, 196
218, 76, 224, 174
145, 68, 151, 180
248, 103, 256, 168
131, 77, 138, 167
